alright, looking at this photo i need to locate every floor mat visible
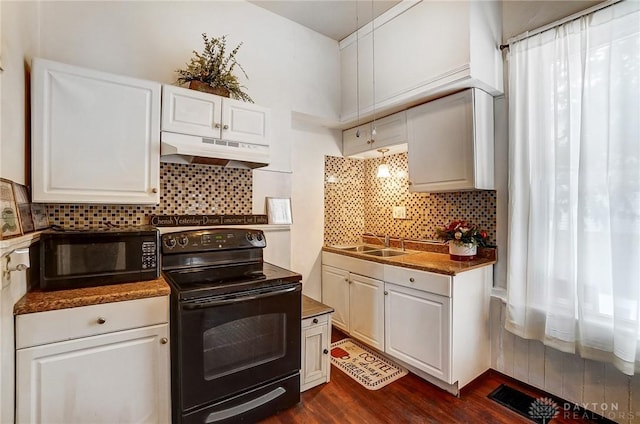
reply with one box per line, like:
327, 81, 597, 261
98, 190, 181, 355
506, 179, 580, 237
330, 338, 407, 390
488, 384, 559, 423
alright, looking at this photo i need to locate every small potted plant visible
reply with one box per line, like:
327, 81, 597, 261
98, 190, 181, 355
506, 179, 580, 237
176, 33, 254, 103
436, 220, 488, 261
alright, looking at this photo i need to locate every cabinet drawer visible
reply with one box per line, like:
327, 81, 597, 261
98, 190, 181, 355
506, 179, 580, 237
16, 296, 169, 349
384, 266, 451, 297
322, 252, 384, 280
302, 313, 330, 329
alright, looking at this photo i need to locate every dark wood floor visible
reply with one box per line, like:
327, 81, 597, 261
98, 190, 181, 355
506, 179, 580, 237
261, 329, 598, 424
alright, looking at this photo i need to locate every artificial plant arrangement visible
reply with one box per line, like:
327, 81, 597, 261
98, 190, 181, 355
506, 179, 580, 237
176, 33, 254, 103
436, 220, 488, 247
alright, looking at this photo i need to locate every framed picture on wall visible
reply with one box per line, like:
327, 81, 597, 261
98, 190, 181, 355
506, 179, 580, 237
12, 182, 30, 204
12, 182, 35, 234
266, 197, 292, 225
31, 204, 50, 231
0, 178, 23, 239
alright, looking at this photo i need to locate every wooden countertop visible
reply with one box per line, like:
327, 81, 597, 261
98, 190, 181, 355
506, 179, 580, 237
14, 277, 171, 315
302, 295, 333, 319
322, 245, 496, 276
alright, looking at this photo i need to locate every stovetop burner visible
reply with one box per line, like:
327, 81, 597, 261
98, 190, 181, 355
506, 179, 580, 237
161, 228, 302, 301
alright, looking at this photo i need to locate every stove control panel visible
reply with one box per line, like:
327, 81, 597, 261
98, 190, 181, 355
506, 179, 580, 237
161, 228, 266, 253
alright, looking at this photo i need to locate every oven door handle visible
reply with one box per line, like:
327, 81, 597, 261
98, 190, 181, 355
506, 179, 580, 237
182, 285, 301, 309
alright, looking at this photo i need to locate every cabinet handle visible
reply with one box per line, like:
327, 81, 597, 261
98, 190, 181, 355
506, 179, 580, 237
97, 317, 106, 325
313, 318, 318, 324
409, 277, 415, 283
223, 124, 229, 130
214, 123, 221, 128
151, 188, 158, 194
323, 349, 329, 355
160, 337, 168, 345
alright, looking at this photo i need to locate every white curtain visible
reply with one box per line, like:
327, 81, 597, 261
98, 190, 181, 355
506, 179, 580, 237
506, 0, 640, 375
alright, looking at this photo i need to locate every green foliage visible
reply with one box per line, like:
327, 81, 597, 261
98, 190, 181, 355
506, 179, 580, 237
176, 33, 254, 103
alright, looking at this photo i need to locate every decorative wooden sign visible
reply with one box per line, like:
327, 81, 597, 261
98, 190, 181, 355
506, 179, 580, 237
149, 214, 268, 227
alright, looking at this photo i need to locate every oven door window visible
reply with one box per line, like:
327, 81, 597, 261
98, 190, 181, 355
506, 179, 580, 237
203, 313, 286, 380
178, 283, 301, 411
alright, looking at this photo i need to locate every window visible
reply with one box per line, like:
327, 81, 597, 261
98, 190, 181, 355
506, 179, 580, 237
505, 0, 640, 375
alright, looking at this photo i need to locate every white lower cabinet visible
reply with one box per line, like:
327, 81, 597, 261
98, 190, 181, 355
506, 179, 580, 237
15, 297, 170, 424
384, 282, 451, 383
321, 265, 350, 332
383, 264, 491, 391
348, 274, 385, 351
322, 251, 491, 392
301, 313, 331, 392
321, 260, 385, 351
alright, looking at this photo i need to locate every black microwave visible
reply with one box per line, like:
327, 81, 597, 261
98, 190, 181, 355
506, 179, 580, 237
39, 227, 159, 291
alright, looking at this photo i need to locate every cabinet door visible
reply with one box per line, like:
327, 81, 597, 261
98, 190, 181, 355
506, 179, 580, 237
342, 111, 407, 158
407, 89, 474, 192
384, 282, 451, 383
321, 265, 350, 332
342, 124, 372, 157
301, 319, 330, 392
16, 324, 170, 424
221, 97, 269, 146
369, 111, 407, 150
349, 274, 385, 351
31, 58, 160, 204
161, 84, 223, 139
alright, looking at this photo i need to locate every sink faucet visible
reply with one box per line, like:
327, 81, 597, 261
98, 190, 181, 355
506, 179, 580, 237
363, 232, 390, 248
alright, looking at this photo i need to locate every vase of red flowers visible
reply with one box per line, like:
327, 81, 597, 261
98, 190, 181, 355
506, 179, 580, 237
436, 220, 488, 261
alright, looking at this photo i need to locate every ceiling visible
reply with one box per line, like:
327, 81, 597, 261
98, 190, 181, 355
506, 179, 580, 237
248, 0, 402, 41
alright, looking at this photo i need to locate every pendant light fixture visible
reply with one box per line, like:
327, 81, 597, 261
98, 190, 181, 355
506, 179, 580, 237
370, 0, 377, 141
376, 148, 390, 178
355, 0, 361, 139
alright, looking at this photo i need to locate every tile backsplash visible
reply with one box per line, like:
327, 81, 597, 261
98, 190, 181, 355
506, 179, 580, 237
324, 153, 496, 246
46, 163, 252, 229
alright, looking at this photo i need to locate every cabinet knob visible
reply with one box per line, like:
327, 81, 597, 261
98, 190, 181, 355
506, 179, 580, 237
384, 291, 388, 295
313, 318, 319, 324
223, 124, 229, 130
97, 317, 106, 325
160, 337, 168, 345
409, 277, 415, 283
344, 277, 349, 282
408, 181, 413, 186
151, 188, 158, 194
323, 349, 329, 355
214, 123, 221, 128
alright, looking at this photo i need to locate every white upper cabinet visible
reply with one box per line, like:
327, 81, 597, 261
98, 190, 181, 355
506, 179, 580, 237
407, 88, 494, 192
340, 0, 502, 124
162, 84, 269, 146
31, 58, 161, 204
343, 111, 407, 158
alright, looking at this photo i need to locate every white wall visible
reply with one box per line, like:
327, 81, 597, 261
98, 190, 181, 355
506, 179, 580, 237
291, 119, 341, 300
2, 0, 341, 208
0, 0, 39, 184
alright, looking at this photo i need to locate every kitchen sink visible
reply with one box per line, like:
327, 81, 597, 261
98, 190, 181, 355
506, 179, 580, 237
331, 245, 380, 252
361, 249, 408, 257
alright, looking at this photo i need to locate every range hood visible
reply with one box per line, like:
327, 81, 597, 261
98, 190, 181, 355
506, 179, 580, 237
160, 131, 269, 169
